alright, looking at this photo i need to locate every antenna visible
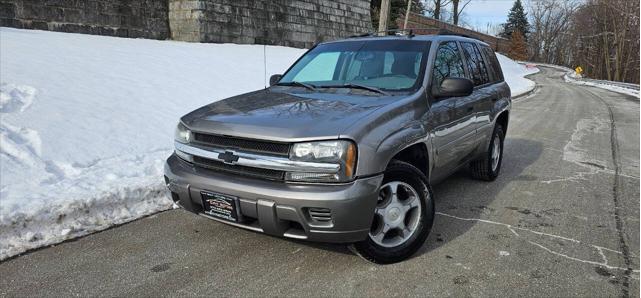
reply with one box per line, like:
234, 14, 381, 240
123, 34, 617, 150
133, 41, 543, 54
263, 43, 267, 89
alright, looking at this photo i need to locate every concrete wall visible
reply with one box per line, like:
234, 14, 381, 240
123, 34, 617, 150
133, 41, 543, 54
399, 13, 510, 53
0, 0, 372, 48
0, 0, 170, 39
169, 0, 372, 48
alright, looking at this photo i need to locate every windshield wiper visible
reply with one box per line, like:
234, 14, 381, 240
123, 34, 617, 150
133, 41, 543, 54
275, 81, 316, 91
321, 83, 389, 96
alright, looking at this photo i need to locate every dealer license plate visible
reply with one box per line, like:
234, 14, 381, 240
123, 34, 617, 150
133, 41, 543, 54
201, 191, 239, 222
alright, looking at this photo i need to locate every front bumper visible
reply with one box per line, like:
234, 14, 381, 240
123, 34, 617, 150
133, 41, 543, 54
164, 154, 383, 243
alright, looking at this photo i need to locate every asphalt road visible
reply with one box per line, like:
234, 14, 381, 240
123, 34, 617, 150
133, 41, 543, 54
1, 67, 639, 297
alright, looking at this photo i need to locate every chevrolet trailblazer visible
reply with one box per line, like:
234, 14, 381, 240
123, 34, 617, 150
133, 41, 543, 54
164, 33, 510, 263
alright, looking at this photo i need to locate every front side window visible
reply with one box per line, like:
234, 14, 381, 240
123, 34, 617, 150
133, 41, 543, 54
280, 40, 430, 92
432, 41, 466, 89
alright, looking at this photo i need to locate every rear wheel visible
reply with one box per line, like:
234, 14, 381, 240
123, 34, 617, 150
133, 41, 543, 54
351, 160, 435, 264
470, 124, 504, 181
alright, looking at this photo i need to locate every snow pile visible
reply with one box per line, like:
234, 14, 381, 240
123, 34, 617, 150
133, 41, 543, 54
495, 53, 540, 97
0, 28, 305, 260
565, 75, 640, 98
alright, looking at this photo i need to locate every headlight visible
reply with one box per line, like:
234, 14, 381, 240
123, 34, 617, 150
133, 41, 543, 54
174, 122, 191, 144
287, 140, 357, 182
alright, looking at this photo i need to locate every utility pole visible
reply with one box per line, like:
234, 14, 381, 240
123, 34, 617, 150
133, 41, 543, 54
403, 0, 412, 30
378, 0, 391, 35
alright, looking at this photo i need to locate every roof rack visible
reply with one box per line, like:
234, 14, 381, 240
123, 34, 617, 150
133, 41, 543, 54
349, 28, 484, 41
349, 28, 415, 38
435, 29, 472, 38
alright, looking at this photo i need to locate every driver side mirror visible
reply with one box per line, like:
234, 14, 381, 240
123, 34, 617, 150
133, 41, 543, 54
433, 77, 474, 98
269, 74, 282, 86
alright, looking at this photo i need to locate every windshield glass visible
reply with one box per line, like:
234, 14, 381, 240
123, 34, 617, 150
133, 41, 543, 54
280, 40, 430, 92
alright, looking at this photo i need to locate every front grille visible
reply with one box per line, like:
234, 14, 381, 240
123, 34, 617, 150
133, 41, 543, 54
192, 156, 285, 181
193, 133, 290, 156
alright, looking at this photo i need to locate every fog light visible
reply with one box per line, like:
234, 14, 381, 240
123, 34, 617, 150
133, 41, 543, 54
286, 172, 339, 182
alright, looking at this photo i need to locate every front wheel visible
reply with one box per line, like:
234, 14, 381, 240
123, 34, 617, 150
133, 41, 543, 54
351, 160, 435, 264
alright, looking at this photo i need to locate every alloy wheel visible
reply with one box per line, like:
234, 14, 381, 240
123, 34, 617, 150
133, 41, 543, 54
369, 181, 422, 248
491, 136, 501, 172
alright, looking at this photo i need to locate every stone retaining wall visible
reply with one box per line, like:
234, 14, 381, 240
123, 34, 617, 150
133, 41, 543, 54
0, 0, 170, 39
169, 0, 372, 48
0, 0, 372, 48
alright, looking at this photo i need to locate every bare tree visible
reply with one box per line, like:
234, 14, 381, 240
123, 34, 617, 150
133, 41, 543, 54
570, 0, 639, 83
527, 0, 639, 83
527, 0, 579, 64
451, 0, 471, 25
430, 0, 452, 20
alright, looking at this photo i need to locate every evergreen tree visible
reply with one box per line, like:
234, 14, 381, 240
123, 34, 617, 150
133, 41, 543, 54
508, 30, 528, 61
500, 0, 529, 41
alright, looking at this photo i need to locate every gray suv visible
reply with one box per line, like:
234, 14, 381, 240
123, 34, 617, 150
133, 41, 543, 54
164, 33, 510, 263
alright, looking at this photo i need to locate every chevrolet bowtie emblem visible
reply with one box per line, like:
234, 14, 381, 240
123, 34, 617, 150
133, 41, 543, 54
218, 151, 240, 164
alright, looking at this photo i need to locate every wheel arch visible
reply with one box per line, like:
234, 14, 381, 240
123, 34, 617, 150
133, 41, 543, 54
496, 110, 509, 134
388, 142, 430, 177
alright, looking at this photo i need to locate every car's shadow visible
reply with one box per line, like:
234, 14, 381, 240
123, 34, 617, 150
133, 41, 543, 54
413, 137, 544, 259
280, 138, 544, 260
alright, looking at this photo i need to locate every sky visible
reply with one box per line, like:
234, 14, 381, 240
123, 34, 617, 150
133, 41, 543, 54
440, 0, 517, 35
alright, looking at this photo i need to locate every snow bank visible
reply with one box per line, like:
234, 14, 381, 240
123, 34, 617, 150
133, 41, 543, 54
495, 53, 540, 97
565, 74, 640, 98
0, 28, 305, 260
568, 79, 640, 98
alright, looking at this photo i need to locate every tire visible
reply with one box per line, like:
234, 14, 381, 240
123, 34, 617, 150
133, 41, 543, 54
351, 160, 435, 264
470, 124, 505, 181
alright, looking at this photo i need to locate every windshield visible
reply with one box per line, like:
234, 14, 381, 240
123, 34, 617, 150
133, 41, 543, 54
279, 40, 431, 92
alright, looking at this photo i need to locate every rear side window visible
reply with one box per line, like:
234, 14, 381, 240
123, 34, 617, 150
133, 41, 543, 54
461, 42, 490, 86
480, 46, 504, 82
432, 41, 466, 89
473, 45, 490, 84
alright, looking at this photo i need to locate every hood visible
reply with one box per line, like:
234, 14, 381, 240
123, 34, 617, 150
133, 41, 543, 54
181, 88, 401, 142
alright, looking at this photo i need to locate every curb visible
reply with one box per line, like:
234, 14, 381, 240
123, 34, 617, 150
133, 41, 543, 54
511, 69, 541, 101
512, 85, 539, 101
